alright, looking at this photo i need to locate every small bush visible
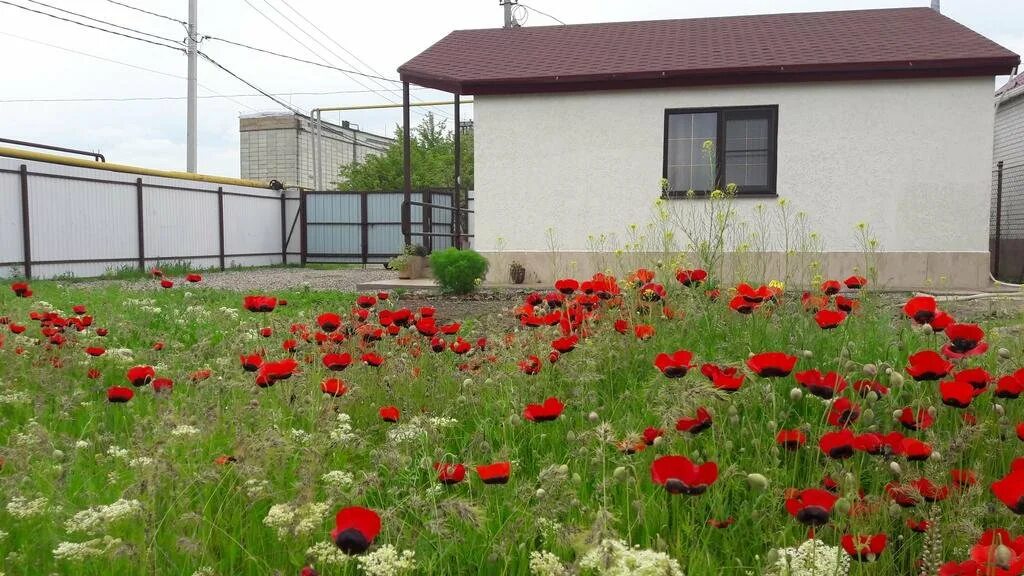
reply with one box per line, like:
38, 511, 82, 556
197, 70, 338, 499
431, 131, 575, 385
429, 248, 488, 294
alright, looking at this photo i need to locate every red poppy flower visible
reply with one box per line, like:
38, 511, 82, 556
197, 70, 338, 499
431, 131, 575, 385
706, 288, 720, 301
435, 462, 466, 484
903, 296, 937, 324
885, 482, 920, 507
942, 323, 988, 358
711, 370, 745, 393
970, 529, 1024, 574
159, 279, 174, 289
240, 353, 263, 372
819, 429, 856, 459
634, 324, 655, 340
821, 280, 842, 295
707, 517, 735, 529
439, 322, 461, 335
939, 561, 981, 575
814, 309, 847, 330
955, 367, 992, 391
827, 398, 861, 427
940, 379, 975, 408
323, 352, 352, 371
951, 469, 977, 488
95, 327, 108, 336
628, 268, 655, 286
747, 352, 797, 377
87, 368, 101, 379
214, 455, 237, 465
356, 295, 377, 309
476, 462, 511, 485
650, 455, 718, 495
835, 296, 858, 313
675, 407, 712, 434
519, 355, 542, 375
992, 468, 1024, 514
841, 533, 886, 562
321, 378, 348, 397
106, 386, 133, 403
282, 339, 299, 353
776, 429, 807, 451
911, 478, 949, 502
931, 311, 954, 332
552, 335, 579, 353
801, 292, 828, 313
450, 338, 471, 355
72, 305, 87, 315
851, 432, 882, 455
523, 397, 564, 422
906, 350, 953, 381
259, 327, 273, 338
785, 488, 838, 526
361, 353, 384, 367
728, 295, 759, 314
795, 370, 848, 399
257, 358, 299, 385
331, 506, 381, 555
317, 313, 341, 333
898, 437, 933, 461
149, 377, 172, 393
737, 283, 773, 303
185, 273, 202, 283
642, 426, 664, 445
8, 323, 25, 334
11, 282, 31, 297
379, 406, 400, 422
655, 350, 693, 378
898, 407, 934, 431
675, 268, 707, 287
126, 365, 156, 387
852, 379, 888, 397
907, 518, 930, 533
997, 375, 1024, 399
639, 282, 667, 302
85, 346, 105, 357
189, 369, 212, 383
613, 318, 629, 334
244, 295, 277, 313
844, 275, 868, 290
554, 278, 579, 295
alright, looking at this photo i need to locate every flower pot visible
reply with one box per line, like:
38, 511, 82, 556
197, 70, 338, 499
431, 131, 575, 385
509, 265, 526, 284
405, 256, 425, 279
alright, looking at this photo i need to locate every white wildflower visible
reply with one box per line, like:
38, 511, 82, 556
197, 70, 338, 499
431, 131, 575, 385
65, 498, 144, 535
52, 536, 122, 561
191, 567, 216, 576
129, 457, 154, 469
262, 502, 329, 539
243, 479, 269, 499
75, 440, 91, 450
529, 550, 567, 576
291, 429, 312, 444
428, 416, 458, 429
306, 541, 352, 567
321, 470, 354, 491
357, 544, 417, 576
106, 446, 129, 459
386, 423, 425, 445
218, 307, 239, 319
579, 539, 684, 576
768, 539, 850, 576
0, 390, 30, 405
0, 529, 8, 540
170, 424, 201, 437
106, 348, 134, 361
6, 496, 49, 519
329, 413, 356, 444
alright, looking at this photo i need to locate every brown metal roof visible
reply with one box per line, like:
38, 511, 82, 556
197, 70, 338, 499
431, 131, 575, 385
399, 8, 1019, 95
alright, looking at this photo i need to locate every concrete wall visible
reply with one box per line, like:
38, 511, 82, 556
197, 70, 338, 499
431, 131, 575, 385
0, 155, 301, 279
474, 77, 997, 288
240, 114, 392, 190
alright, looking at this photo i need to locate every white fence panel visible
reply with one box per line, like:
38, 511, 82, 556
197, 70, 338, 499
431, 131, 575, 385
0, 171, 22, 276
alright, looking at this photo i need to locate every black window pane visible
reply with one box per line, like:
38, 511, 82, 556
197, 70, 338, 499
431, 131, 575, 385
723, 109, 773, 191
666, 111, 718, 192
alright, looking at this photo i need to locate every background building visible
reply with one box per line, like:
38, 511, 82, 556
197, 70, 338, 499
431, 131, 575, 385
240, 112, 393, 189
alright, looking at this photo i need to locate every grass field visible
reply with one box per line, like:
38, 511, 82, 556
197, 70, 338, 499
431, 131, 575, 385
1, 273, 1023, 575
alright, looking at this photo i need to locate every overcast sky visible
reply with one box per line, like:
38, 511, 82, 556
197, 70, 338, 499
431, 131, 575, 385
1, 0, 1021, 178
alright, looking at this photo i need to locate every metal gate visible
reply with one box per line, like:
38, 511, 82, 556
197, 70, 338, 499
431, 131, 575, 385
992, 161, 1024, 282
300, 189, 467, 265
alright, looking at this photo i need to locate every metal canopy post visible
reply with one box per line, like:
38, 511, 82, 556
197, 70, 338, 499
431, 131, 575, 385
453, 95, 462, 249
402, 81, 412, 247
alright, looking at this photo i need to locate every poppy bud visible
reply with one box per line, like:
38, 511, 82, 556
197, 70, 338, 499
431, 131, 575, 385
889, 372, 904, 387
767, 420, 777, 429
572, 473, 581, 483
930, 451, 942, 461
652, 435, 663, 446
727, 405, 738, 417
921, 324, 933, 335
866, 391, 879, 403
558, 464, 569, 475
890, 461, 902, 476
995, 403, 1006, 417
613, 467, 627, 480
565, 431, 576, 442
996, 545, 1014, 569
789, 388, 803, 401
840, 346, 850, 359
892, 410, 903, 421
863, 363, 877, 376
834, 497, 851, 515
746, 473, 769, 491
927, 406, 937, 418
999, 347, 1011, 359
588, 411, 599, 422
535, 488, 546, 498
728, 415, 740, 426
770, 446, 780, 457
765, 550, 780, 565
510, 414, 522, 425
462, 378, 472, 387
802, 350, 813, 359
861, 409, 874, 424
885, 367, 893, 375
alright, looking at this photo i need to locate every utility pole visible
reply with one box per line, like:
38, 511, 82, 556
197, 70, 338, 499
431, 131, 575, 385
186, 0, 198, 173
501, 0, 517, 29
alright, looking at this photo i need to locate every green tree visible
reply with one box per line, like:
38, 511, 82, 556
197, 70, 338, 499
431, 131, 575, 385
337, 113, 473, 191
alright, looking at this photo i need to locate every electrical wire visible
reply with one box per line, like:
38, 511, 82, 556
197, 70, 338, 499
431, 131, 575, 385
200, 35, 398, 83
1, 88, 421, 104
100, 0, 186, 25
22, 0, 184, 45
0, 0, 184, 51
198, 50, 304, 116
519, 3, 566, 25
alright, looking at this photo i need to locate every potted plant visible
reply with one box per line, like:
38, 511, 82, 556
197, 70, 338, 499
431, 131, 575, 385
389, 244, 428, 279
509, 261, 526, 284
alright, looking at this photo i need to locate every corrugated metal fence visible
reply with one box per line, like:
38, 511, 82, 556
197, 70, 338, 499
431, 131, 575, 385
0, 155, 301, 279
991, 161, 1024, 282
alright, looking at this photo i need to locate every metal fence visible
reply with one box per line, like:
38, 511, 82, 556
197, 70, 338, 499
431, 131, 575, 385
0, 155, 301, 279
991, 161, 1024, 282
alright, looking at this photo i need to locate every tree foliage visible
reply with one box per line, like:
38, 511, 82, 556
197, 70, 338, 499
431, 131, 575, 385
337, 113, 473, 191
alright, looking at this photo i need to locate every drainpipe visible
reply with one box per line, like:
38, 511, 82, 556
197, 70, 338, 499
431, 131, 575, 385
931, 0, 940, 12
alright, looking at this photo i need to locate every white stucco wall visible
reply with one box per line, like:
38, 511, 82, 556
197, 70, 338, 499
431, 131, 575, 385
474, 77, 996, 255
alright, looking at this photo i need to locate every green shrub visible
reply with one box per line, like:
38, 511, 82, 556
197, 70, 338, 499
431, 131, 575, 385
429, 248, 489, 294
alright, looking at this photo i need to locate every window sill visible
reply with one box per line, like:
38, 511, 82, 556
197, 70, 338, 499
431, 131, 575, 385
660, 192, 779, 200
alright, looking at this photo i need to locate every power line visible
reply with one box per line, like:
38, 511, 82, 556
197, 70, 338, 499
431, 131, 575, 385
200, 35, 398, 83
519, 3, 566, 25
0, 0, 184, 51
198, 50, 304, 116
0, 87, 426, 103
22, 0, 184, 45
100, 0, 186, 25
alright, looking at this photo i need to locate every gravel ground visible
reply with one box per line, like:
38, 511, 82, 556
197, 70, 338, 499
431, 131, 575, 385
77, 266, 399, 293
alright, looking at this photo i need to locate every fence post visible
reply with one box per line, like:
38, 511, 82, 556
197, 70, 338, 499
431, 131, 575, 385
360, 191, 369, 267
136, 178, 145, 271
454, 95, 462, 249
280, 192, 287, 265
299, 190, 308, 266
402, 81, 412, 247
994, 161, 1004, 279
423, 189, 433, 253
19, 164, 31, 279
217, 186, 226, 271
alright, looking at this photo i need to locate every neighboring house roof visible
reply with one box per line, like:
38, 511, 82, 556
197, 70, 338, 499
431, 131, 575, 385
997, 72, 1024, 105
399, 8, 1019, 95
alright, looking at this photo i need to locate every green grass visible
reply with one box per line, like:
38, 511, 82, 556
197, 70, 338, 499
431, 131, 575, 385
0, 279, 1022, 575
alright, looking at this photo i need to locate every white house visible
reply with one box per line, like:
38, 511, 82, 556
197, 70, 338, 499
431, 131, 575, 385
399, 8, 1019, 289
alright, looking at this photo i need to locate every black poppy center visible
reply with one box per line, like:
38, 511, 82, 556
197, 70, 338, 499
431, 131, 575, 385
795, 505, 831, 526
662, 366, 688, 378
827, 445, 855, 459
913, 311, 935, 324
334, 528, 371, 555
950, 338, 977, 353
757, 367, 790, 378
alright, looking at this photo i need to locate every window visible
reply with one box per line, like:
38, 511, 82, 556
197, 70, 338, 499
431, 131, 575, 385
662, 106, 777, 197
